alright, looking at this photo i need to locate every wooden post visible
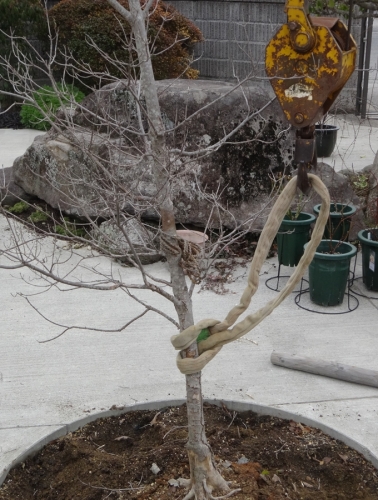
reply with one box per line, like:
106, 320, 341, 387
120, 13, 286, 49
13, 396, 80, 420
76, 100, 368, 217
271, 352, 378, 388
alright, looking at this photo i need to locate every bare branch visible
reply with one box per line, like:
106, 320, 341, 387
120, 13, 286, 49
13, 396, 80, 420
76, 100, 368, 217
22, 296, 150, 343
105, 0, 133, 23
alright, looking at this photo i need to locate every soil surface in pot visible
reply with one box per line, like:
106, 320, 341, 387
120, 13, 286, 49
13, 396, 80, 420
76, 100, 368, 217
1, 403, 377, 500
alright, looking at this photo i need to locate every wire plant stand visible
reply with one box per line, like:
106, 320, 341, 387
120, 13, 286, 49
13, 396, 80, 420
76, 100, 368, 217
294, 250, 359, 314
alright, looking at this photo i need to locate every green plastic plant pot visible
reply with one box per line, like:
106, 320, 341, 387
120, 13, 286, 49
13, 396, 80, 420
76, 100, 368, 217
304, 240, 357, 306
277, 212, 316, 267
313, 203, 356, 241
315, 124, 339, 157
358, 229, 378, 291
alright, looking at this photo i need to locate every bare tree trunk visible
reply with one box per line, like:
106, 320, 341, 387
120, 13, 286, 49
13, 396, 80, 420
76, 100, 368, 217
109, 1, 231, 497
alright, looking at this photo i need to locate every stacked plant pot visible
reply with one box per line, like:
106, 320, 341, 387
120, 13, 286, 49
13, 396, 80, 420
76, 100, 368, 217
308, 203, 357, 307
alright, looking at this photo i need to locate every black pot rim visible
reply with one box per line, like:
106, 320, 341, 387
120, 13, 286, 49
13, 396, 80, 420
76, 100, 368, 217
313, 203, 356, 218
358, 229, 378, 247
304, 239, 357, 260
281, 212, 316, 226
315, 124, 340, 131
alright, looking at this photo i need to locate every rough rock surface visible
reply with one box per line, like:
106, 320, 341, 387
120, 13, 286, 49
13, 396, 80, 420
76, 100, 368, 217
95, 218, 162, 265
13, 80, 294, 231
0, 167, 30, 206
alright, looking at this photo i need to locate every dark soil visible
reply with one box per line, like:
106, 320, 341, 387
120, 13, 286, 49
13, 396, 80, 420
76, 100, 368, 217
0, 108, 24, 129
1, 403, 377, 500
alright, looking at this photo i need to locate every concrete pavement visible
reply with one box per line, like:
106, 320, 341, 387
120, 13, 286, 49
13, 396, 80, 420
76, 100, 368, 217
324, 114, 378, 172
1, 118, 378, 487
0, 129, 45, 170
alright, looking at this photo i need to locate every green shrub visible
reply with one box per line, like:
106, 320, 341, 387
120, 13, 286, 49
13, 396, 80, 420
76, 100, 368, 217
28, 210, 48, 223
8, 201, 29, 214
49, 0, 202, 88
20, 83, 85, 130
0, 0, 46, 38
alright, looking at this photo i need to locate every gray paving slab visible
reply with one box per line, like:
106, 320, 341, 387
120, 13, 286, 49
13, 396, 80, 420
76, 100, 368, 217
0, 129, 45, 169
1, 117, 378, 485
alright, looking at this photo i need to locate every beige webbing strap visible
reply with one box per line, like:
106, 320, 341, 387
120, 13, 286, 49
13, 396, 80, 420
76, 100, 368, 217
171, 174, 330, 375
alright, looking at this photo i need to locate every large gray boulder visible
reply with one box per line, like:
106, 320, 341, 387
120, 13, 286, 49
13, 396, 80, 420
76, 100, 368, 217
0, 167, 31, 206
12, 131, 126, 217
13, 80, 294, 231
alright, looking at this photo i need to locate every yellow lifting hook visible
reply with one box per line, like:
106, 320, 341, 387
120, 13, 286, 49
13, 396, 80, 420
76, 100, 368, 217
265, 0, 357, 192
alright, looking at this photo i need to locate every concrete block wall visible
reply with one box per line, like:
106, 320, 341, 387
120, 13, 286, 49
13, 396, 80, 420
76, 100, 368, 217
169, 0, 285, 81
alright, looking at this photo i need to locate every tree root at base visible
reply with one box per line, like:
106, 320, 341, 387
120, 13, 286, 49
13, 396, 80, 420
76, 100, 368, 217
181, 478, 241, 500
178, 454, 241, 500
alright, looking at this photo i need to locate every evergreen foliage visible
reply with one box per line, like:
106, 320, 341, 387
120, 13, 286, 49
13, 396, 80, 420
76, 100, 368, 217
0, 0, 46, 39
0, 0, 47, 105
20, 83, 85, 130
49, 0, 203, 88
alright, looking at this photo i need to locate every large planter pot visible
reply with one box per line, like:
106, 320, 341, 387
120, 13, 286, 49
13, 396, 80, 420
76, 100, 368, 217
304, 240, 357, 306
358, 229, 378, 291
277, 212, 316, 267
315, 124, 339, 157
1, 398, 376, 493
313, 203, 356, 241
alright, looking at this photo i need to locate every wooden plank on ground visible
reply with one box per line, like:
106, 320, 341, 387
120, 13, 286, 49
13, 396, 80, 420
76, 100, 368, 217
271, 352, 378, 388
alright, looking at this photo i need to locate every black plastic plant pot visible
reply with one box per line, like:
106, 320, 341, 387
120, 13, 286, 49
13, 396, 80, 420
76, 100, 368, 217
358, 229, 378, 291
304, 240, 357, 306
313, 203, 356, 241
315, 124, 339, 157
277, 212, 316, 267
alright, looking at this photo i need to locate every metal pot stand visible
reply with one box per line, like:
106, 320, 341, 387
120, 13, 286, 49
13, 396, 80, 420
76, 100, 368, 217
265, 263, 309, 293
294, 251, 359, 314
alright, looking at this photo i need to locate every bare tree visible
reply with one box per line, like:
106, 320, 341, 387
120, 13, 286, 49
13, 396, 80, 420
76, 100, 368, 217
0, 1, 311, 498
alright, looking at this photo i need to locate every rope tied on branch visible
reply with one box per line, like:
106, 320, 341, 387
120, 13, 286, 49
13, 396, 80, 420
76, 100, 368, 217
160, 232, 202, 284
171, 174, 331, 375
177, 238, 202, 284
